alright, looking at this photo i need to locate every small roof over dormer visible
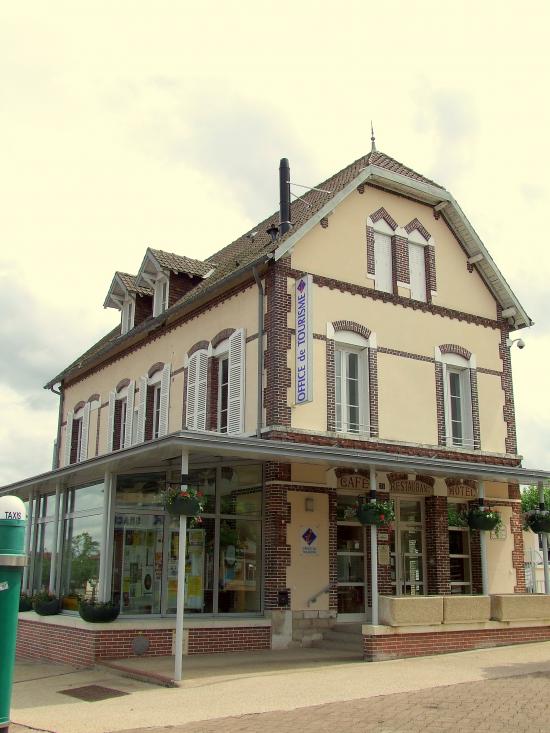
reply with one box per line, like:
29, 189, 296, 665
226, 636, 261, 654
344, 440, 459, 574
135, 247, 214, 288
103, 271, 153, 310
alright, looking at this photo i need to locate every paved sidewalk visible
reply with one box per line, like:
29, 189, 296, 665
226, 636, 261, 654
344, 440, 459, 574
115, 671, 550, 732
11, 642, 550, 733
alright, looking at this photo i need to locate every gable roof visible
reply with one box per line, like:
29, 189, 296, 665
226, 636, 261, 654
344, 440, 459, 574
103, 272, 153, 310
45, 149, 530, 388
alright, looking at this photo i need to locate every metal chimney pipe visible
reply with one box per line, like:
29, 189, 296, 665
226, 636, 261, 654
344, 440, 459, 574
279, 158, 291, 236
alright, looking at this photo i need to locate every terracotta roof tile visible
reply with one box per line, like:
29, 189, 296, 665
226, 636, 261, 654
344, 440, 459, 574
117, 272, 153, 296
149, 249, 213, 278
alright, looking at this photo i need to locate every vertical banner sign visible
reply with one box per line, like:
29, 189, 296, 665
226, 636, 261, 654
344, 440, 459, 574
295, 274, 313, 405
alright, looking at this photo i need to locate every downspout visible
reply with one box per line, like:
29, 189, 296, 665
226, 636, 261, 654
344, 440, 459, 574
50, 381, 64, 469
252, 267, 264, 438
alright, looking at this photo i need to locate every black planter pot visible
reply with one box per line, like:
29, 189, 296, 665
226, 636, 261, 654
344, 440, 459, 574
166, 496, 200, 517
356, 504, 386, 526
78, 602, 120, 623
19, 596, 33, 612
467, 512, 499, 531
33, 598, 60, 616
526, 513, 550, 534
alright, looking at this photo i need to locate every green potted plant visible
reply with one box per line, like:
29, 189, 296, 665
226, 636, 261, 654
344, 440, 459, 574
19, 592, 33, 612
467, 506, 501, 532
448, 507, 468, 527
163, 483, 205, 521
32, 590, 60, 616
524, 509, 550, 534
78, 598, 120, 623
344, 499, 395, 527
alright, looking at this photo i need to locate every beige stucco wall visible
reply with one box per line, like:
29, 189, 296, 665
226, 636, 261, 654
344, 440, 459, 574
290, 185, 498, 320
377, 353, 437, 445
487, 505, 516, 594
60, 285, 259, 460
286, 491, 329, 610
477, 373, 507, 454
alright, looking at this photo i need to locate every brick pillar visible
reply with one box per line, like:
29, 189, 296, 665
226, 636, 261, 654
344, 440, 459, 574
328, 489, 338, 610
469, 499, 483, 594
264, 462, 291, 609
510, 502, 526, 593
264, 259, 292, 427
425, 495, 451, 594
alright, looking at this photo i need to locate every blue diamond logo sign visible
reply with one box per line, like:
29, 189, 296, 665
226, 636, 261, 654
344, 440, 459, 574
302, 528, 317, 546
297, 278, 306, 293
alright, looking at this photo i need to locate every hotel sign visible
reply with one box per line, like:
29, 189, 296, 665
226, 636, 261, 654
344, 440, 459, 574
295, 274, 313, 405
447, 484, 478, 500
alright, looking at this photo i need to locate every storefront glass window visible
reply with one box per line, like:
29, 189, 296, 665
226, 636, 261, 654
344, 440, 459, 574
60, 513, 102, 600
219, 465, 262, 516
218, 517, 262, 613
32, 521, 56, 591
188, 468, 216, 514
65, 482, 104, 513
448, 501, 472, 594
116, 473, 165, 508
165, 517, 215, 614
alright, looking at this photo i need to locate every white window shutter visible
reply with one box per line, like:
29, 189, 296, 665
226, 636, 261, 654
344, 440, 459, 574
227, 329, 245, 435
136, 376, 148, 443
462, 369, 474, 447
442, 363, 451, 447
79, 403, 91, 462
64, 411, 74, 467
159, 364, 171, 437
124, 381, 135, 448
186, 353, 198, 430
107, 391, 116, 452
374, 232, 392, 293
196, 351, 208, 431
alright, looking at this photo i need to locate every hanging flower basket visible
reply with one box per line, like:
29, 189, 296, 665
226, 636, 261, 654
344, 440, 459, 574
346, 500, 395, 527
467, 506, 501, 531
524, 510, 550, 534
78, 600, 120, 623
163, 484, 205, 519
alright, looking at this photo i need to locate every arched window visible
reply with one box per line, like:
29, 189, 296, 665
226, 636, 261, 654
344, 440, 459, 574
435, 346, 479, 450
64, 401, 91, 466
327, 322, 378, 437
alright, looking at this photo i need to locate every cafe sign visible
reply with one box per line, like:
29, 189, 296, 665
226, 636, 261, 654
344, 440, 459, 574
337, 474, 433, 496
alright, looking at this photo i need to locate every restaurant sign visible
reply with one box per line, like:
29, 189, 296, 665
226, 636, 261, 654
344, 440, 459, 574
336, 475, 433, 496
295, 274, 313, 405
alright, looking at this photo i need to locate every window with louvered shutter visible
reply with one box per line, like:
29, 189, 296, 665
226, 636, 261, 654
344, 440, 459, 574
64, 411, 74, 467
136, 376, 148, 443
124, 381, 135, 448
79, 403, 91, 462
107, 391, 116, 452
158, 364, 171, 437
186, 351, 208, 430
408, 241, 427, 302
227, 329, 245, 435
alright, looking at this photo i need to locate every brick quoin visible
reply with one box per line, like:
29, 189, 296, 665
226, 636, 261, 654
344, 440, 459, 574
264, 259, 292, 427
425, 495, 451, 594
264, 462, 292, 610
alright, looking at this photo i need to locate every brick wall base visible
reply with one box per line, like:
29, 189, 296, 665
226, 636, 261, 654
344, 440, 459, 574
363, 625, 550, 662
16, 618, 271, 667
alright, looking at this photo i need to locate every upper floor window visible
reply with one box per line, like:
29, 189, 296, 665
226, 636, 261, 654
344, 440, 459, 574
441, 353, 475, 449
408, 233, 427, 302
64, 402, 91, 466
108, 381, 135, 452
333, 331, 370, 435
152, 383, 162, 439
373, 219, 394, 294
153, 276, 169, 317
186, 329, 245, 435
218, 355, 229, 433
121, 298, 135, 335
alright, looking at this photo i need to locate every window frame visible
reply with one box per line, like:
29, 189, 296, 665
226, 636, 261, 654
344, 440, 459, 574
372, 218, 394, 294
440, 352, 475, 449
217, 354, 230, 434
153, 275, 169, 317
407, 232, 427, 303
333, 331, 370, 436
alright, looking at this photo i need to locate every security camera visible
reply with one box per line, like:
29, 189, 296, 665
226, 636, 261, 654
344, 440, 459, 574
517, 339, 526, 350
506, 337, 526, 350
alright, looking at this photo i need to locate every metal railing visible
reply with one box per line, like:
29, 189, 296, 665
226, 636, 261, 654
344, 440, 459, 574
306, 584, 330, 607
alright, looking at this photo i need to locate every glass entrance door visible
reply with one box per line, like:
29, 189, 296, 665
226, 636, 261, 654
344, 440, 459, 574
336, 494, 367, 620
390, 499, 426, 596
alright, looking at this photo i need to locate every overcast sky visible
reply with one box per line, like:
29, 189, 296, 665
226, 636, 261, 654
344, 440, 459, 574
1, 2, 548, 485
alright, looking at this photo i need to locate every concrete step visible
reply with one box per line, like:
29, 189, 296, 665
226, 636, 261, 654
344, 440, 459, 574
332, 622, 363, 635
323, 629, 362, 645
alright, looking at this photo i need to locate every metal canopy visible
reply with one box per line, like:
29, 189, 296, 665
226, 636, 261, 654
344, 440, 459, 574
1, 431, 548, 498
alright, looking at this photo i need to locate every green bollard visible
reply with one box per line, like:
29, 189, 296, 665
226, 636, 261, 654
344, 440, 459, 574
0, 496, 27, 733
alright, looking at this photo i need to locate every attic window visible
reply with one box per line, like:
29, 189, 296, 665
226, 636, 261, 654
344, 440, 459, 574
121, 298, 135, 335
153, 276, 169, 317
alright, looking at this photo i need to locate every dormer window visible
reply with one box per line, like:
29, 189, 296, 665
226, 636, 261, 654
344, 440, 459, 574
121, 298, 135, 335
153, 276, 169, 317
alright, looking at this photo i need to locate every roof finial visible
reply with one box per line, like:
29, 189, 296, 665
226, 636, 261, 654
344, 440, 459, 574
370, 121, 377, 153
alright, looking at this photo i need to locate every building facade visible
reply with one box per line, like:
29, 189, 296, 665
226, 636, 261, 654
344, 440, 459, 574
6, 148, 550, 667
